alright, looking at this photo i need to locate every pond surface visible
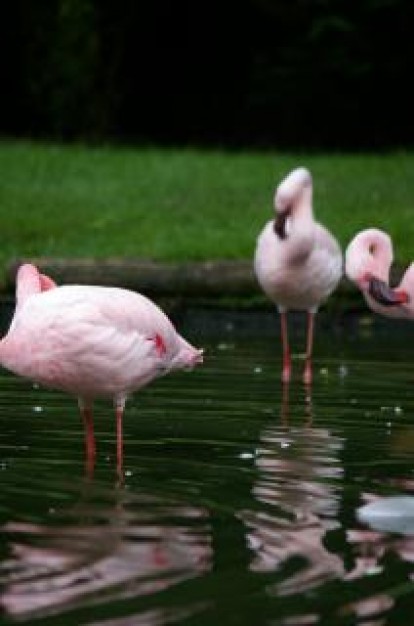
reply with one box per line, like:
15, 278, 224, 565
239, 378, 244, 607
1, 306, 414, 625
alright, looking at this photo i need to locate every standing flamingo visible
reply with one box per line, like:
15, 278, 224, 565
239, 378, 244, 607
0, 264, 203, 473
345, 228, 411, 316
254, 167, 342, 384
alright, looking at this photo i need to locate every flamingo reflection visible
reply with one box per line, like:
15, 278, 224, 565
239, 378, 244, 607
0, 485, 212, 620
240, 384, 345, 595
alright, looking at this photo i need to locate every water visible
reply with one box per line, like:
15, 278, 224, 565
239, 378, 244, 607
1, 306, 414, 625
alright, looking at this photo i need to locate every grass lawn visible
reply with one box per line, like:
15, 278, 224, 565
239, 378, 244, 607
0, 138, 413, 285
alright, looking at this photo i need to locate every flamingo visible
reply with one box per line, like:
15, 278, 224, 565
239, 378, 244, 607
254, 167, 342, 384
345, 228, 411, 317
0, 264, 203, 473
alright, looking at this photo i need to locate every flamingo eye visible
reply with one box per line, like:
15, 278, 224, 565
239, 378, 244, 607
369, 243, 376, 255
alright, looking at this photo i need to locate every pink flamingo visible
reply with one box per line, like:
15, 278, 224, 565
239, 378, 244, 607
254, 167, 342, 384
345, 228, 411, 316
0, 264, 203, 474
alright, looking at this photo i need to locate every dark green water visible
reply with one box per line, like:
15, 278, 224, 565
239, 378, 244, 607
1, 307, 414, 625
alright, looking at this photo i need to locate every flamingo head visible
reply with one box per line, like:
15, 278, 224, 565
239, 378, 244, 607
345, 228, 393, 288
345, 228, 409, 306
273, 167, 312, 240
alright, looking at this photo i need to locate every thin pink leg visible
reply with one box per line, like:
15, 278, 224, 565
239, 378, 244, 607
303, 311, 315, 385
280, 310, 291, 383
115, 398, 126, 480
79, 399, 96, 477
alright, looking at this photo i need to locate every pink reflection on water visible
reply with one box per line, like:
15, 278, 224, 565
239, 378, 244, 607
1, 487, 212, 620
240, 384, 345, 597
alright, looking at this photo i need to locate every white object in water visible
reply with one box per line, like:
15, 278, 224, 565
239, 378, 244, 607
357, 496, 414, 535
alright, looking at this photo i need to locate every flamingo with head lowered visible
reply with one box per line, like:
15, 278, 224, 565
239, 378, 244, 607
0, 264, 203, 474
254, 167, 342, 384
345, 228, 411, 317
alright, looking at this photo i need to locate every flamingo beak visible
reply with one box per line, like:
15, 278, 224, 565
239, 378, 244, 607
274, 209, 290, 240
365, 274, 409, 306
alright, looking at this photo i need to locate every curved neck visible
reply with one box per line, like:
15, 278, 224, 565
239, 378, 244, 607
285, 189, 314, 261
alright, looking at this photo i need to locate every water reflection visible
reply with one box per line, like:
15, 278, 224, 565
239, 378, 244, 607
1, 483, 212, 620
340, 525, 407, 623
241, 384, 344, 597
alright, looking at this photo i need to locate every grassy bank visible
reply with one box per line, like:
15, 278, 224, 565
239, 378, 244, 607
0, 139, 413, 284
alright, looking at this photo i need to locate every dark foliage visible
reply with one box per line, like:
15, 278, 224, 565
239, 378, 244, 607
1, 0, 413, 149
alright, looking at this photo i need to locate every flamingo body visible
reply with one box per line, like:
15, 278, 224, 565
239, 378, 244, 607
2, 265, 202, 400
345, 228, 413, 318
254, 167, 342, 383
255, 220, 341, 312
0, 264, 203, 472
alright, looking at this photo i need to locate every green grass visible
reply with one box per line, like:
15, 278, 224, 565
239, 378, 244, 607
0, 138, 414, 283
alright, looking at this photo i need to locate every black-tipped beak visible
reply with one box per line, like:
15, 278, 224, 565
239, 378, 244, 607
274, 210, 289, 240
367, 276, 409, 306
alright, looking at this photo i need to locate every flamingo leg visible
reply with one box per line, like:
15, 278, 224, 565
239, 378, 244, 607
79, 399, 96, 477
303, 311, 315, 385
279, 309, 291, 383
115, 397, 126, 479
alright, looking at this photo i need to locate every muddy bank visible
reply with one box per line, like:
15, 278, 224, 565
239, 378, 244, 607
5, 256, 402, 312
